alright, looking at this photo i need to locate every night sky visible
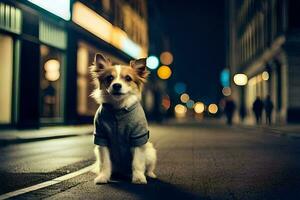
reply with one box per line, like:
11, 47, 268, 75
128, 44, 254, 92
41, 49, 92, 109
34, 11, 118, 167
149, 0, 226, 104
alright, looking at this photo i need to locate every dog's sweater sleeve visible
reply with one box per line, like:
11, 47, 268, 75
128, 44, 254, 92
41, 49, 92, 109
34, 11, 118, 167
93, 106, 108, 146
128, 104, 149, 147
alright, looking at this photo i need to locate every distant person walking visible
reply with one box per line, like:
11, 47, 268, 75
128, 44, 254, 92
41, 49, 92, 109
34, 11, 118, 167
239, 104, 246, 123
264, 95, 274, 125
252, 97, 264, 125
224, 97, 236, 125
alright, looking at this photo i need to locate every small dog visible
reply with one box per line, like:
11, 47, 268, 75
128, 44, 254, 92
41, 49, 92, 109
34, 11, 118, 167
90, 53, 157, 184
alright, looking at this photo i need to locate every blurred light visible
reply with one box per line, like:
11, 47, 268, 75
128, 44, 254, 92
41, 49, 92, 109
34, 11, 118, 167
44, 59, 60, 81
44, 59, 60, 72
208, 104, 218, 114
222, 87, 231, 96
262, 71, 269, 81
186, 99, 195, 109
174, 104, 187, 118
180, 93, 189, 103
160, 51, 173, 65
146, 56, 159, 70
194, 102, 205, 114
157, 65, 172, 80
121, 37, 143, 59
233, 73, 248, 86
162, 95, 171, 110
27, 0, 71, 20
72, 2, 145, 59
174, 82, 186, 94
220, 69, 230, 87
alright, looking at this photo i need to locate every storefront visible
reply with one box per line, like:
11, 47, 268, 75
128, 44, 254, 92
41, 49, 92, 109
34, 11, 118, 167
0, 0, 148, 128
0, 0, 70, 128
0, 2, 22, 127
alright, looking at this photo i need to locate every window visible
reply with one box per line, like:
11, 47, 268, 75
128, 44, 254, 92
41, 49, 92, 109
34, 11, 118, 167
40, 45, 64, 122
77, 42, 99, 116
0, 34, 13, 124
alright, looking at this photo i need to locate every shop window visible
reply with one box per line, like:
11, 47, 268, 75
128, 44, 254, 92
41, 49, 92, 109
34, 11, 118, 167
40, 45, 64, 122
0, 34, 13, 124
77, 42, 99, 116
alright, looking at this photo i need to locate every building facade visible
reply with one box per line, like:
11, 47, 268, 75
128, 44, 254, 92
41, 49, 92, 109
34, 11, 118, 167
0, 0, 148, 128
227, 0, 300, 124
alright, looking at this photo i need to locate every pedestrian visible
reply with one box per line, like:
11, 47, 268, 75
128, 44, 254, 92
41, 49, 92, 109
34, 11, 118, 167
264, 95, 274, 125
252, 96, 264, 125
224, 97, 236, 125
239, 103, 246, 123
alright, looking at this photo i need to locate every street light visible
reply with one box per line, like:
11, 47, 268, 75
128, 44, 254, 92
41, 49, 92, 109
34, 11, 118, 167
233, 73, 248, 86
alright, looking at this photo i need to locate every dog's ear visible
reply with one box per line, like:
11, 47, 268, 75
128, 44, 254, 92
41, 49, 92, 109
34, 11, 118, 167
90, 53, 111, 78
130, 58, 149, 80
92, 53, 111, 71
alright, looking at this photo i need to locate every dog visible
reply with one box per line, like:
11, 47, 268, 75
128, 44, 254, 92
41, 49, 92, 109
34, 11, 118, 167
90, 53, 157, 184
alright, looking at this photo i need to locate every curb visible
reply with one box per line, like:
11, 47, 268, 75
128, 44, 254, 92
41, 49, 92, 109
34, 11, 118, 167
0, 131, 92, 146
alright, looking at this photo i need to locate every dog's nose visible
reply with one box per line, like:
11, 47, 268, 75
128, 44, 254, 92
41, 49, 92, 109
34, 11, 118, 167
112, 83, 122, 91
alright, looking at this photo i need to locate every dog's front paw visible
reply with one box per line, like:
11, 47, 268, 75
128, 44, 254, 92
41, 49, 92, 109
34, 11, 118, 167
146, 172, 157, 179
94, 173, 109, 184
132, 174, 147, 184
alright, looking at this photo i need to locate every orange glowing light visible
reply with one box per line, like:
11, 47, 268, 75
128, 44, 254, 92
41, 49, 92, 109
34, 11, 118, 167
208, 104, 218, 114
160, 51, 173, 65
174, 104, 187, 118
157, 65, 172, 80
180, 93, 189, 103
194, 102, 205, 114
162, 95, 171, 110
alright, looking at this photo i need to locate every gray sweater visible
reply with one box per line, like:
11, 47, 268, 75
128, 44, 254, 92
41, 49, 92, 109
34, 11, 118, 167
93, 102, 149, 175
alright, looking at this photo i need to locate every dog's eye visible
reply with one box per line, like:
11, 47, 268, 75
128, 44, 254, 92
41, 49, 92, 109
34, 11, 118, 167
125, 75, 132, 82
106, 75, 114, 82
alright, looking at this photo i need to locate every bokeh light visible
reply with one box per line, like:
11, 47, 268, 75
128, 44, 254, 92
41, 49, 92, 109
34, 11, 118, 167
180, 93, 189, 103
233, 73, 248, 86
186, 99, 195, 109
194, 102, 205, 114
208, 103, 218, 114
222, 87, 231, 96
174, 104, 187, 118
262, 71, 269, 81
174, 82, 186, 94
160, 51, 173, 65
44, 59, 60, 81
157, 65, 172, 80
162, 95, 171, 110
146, 55, 159, 70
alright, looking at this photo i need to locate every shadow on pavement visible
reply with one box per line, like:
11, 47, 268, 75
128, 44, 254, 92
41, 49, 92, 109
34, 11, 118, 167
108, 177, 206, 200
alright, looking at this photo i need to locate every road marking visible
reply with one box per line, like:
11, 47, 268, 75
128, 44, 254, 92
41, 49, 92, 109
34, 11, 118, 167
0, 165, 94, 200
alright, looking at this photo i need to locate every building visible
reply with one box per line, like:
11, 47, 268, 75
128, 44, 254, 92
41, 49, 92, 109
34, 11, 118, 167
227, 0, 300, 124
0, 0, 148, 128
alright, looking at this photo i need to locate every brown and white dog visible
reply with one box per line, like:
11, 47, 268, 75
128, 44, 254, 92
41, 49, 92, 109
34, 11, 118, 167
90, 53, 157, 184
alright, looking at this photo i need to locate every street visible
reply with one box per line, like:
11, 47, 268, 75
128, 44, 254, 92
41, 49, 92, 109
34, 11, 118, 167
1, 123, 300, 199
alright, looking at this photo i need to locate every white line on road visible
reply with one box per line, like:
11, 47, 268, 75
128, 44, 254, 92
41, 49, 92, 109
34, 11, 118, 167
0, 165, 94, 200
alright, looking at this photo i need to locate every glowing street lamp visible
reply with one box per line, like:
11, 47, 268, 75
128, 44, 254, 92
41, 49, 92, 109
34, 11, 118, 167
233, 73, 248, 86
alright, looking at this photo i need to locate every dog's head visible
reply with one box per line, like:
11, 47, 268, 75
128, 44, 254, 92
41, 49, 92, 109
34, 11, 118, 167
90, 53, 149, 107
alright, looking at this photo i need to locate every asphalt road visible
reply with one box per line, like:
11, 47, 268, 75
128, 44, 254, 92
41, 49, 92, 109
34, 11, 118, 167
1, 123, 300, 199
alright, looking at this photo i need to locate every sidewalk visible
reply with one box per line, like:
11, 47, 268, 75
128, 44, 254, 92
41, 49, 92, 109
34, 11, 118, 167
164, 118, 300, 138
0, 125, 94, 146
